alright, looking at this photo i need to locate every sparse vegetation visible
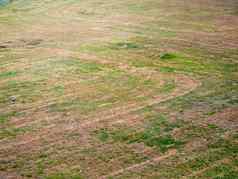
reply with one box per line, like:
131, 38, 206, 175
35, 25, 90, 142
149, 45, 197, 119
0, 0, 237, 178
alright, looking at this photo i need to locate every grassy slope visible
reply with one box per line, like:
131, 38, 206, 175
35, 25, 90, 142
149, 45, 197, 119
0, 0, 237, 178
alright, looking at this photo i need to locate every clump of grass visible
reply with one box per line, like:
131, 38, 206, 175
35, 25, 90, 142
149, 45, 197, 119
160, 53, 177, 60
159, 80, 176, 93
0, 126, 30, 139
127, 115, 183, 152
201, 163, 238, 178
143, 135, 183, 152
159, 66, 176, 73
96, 128, 109, 142
0, 71, 17, 79
0, 111, 18, 124
53, 85, 65, 95
75, 62, 103, 73
95, 115, 183, 152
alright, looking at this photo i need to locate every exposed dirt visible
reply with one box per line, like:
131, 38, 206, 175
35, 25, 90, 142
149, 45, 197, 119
207, 107, 238, 130
101, 149, 177, 179
0, 74, 199, 151
0, 0, 237, 178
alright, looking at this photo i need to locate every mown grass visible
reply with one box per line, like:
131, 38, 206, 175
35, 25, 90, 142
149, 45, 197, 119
49, 58, 104, 74
0, 0, 237, 178
78, 41, 141, 57
0, 71, 17, 79
29, 57, 105, 78
49, 68, 166, 115
0, 111, 18, 124
46, 173, 83, 179
0, 126, 31, 139
0, 80, 43, 105
95, 114, 184, 153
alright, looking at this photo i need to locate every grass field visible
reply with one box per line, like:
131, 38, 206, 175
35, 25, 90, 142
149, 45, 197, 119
0, 0, 238, 178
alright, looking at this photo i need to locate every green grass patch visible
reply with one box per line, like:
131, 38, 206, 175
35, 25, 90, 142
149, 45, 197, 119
160, 53, 177, 60
49, 69, 163, 114
96, 128, 109, 142
0, 126, 31, 139
177, 140, 238, 175
159, 80, 176, 93
79, 41, 141, 57
201, 163, 238, 179
143, 135, 183, 152
49, 97, 115, 115
78, 43, 112, 54
126, 115, 183, 152
50, 58, 103, 74
95, 115, 183, 152
49, 99, 98, 114
0, 111, 18, 124
0, 80, 43, 104
0, 71, 17, 79
53, 85, 65, 95
130, 58, 156, 68
130, 51, 218, 75
46, 172, 83, 179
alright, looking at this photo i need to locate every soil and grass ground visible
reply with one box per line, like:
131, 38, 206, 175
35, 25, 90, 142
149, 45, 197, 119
0, 0, 237, 178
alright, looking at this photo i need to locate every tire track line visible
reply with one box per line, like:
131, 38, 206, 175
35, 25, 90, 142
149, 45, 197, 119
101, 149, 177, 179
0, 76, 200, 151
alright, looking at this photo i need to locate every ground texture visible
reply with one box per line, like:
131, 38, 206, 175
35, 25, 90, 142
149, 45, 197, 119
0, 0, 238, 178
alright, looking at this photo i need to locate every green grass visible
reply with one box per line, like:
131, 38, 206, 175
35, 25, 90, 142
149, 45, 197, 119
49, 69, 165, 114
0, 126, 31, 139
200, 163, 238, 179
0, 111, 18, 124
160, 53, 177, 60
0, 0, 237, 178
0, 71, 17, 79
96, 128, 109, 142
54, 59, 103, 74
96, 115, 184, 152
45, 58, 104, 75
46, 172, 83, 179
78, 41, 141, 58
0, 80, 43, 105
159, 80, 176, 93
53, 85, 65, 95
144, 135, 183, 152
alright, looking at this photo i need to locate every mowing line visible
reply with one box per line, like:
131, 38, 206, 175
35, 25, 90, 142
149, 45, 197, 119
101, 149, 177, 179
181, 158, 231, 179
0, 76, 200, 151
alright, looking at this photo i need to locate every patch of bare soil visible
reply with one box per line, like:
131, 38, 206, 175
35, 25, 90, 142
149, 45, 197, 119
208, 107, 238, 130
184, 137, 208, 152
0, 171, 23, 179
